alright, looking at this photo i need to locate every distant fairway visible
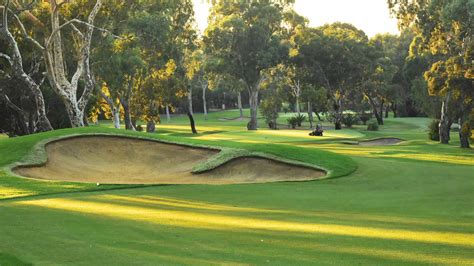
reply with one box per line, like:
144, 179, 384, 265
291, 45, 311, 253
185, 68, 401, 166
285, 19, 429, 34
0, 110, 473, 265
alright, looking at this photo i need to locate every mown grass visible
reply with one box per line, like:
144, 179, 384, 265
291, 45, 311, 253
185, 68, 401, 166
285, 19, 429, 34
0, 109, 473, 265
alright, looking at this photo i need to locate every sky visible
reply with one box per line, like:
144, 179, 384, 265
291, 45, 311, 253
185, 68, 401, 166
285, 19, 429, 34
192, 0, 400, 38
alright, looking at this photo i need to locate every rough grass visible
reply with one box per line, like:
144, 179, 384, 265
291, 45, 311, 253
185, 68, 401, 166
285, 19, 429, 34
0, 109, 473, 265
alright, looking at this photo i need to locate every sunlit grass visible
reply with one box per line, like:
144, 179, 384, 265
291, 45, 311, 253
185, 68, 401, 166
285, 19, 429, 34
16, 197, 474, 248
0, 186, 34, 199
100, 195, 474, 228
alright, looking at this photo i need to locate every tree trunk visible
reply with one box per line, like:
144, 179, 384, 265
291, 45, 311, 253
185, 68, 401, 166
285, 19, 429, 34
248, 88, 259, 130
295, 95, 300, 115
146, 121, 155, 133
99, 90, 119, 129
391, 102, 398, 118
121, 77, 134, 130
165, 105, 170, 122
237, 91, 244, 118
202, 83, 208, 120
333, 98, 342, 130
112, 107, 120, 129
187, 112, 198, 134
307, 101, 314, 129
367, 94, 384, 125
120, 100, 133, 130
187, 86, 193, 116
439, 93, 451, 144
459, 118, 470, 148
292, 79, 301, 115
385, 104, 389, 118
63, 101, 85, 127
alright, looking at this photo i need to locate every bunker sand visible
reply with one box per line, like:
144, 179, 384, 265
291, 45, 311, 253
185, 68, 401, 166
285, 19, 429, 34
359, 138, 404, 146
15, 136, 324, 184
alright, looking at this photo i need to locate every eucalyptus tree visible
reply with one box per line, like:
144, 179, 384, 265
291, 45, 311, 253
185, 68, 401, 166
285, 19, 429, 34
93, 1, 149, 130
21, 0, 106, 127
135, 0, 196, 131
204, 0, 292, 130
361, 37, 399, 125
0, 0, 53, 133
185, 45, 212, 119
284, 10, 308, 115
296, 23, 368, 129
389, 0, 473, 147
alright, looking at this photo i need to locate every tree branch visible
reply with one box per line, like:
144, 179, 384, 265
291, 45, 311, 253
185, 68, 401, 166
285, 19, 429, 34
46, 18, 123, 50
1, 0, 10, 28
7, 9, 45, 50
0, 52, 12, 65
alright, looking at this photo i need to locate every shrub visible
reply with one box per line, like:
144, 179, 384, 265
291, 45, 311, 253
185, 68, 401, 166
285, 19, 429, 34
460, 121, 472, 139
428, 119, 440, 141
294, 113, 306, 127
367, 121, 379, 131
136, 125, 143, 132
342, 113, 359, 128
287, 117, 298, 129
260, 99, 279, 129
359, 113, 372, 125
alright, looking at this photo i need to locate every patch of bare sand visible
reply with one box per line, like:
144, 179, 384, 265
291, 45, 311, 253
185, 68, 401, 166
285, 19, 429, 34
14, 136, 325, 184
358, 138, 404, 146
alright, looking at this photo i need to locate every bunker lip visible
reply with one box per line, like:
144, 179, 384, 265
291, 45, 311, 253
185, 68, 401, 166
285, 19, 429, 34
358, 138, 405, 146
13, 135, 325, 185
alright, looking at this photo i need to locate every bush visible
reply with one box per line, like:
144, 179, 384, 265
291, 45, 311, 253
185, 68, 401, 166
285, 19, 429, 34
359, 113, 372, 125
460, 121, 472, 139
136, 124, 143, 132
294, 113, 306, 127
428, 119, 440, 141
287, 117, 298, 129
342, 113, 359, 128
367, 121, 379, 131
260, 99, 280, 129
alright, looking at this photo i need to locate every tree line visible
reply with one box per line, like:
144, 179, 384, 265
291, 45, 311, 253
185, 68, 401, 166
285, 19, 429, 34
0, 0, 472, 148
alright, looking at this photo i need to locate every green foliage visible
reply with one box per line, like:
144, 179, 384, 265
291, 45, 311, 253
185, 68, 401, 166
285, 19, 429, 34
286, 114, 306, 128
428, 119, 440, 141
460, 121, 472, 140
342, 113, 360, 128
367, 121, 379, 131
260, 99, 280, 129
359, 113, 372, 125
294, 113, 306, 126
287, 116, 298, 129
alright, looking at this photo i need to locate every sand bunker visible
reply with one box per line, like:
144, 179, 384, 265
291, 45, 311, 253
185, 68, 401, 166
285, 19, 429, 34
14, 136, 324, 184
358, 138, 404, 146
218, 117, 247, 121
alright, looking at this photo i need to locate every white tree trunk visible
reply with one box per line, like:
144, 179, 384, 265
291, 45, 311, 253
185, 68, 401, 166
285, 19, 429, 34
439, 92, 451, 144
43, 0, 103, 127
292, 79, 301, 115
165, 105, 171, 122
112, 108, 120, 129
